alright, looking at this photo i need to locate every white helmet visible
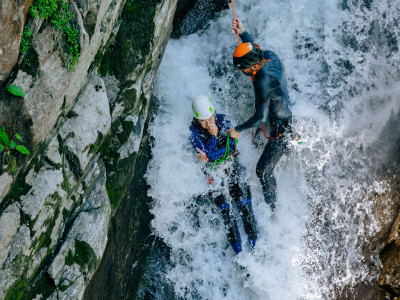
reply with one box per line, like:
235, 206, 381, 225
192, 95, 215, 120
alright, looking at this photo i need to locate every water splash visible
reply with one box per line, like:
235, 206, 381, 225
146, 0, 400, 298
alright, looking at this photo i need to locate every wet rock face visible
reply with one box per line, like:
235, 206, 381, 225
0, 0, 178, 298
0, 76, 112, 299
379, 190, 400, 296
0, 0, 124, 199
172, 0, 228, 39
0, 0, 33, 85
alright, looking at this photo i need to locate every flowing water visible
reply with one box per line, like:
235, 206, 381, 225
146, 0, 400, 299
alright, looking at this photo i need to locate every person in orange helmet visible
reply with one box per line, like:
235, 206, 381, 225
227, 17, 293, 211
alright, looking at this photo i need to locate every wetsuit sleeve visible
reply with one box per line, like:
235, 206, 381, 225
207, 146, 230, 162
190, 132, 230, 162
235, 99, 270, 132
239, 31, 253, 43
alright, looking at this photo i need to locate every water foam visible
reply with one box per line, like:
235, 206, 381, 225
146, 0, 400, 298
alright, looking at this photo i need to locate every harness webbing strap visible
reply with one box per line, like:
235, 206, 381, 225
211, 134, 233, 171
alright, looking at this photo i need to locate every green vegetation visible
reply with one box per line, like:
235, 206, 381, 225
6, 272, 56, 300
7, 85, 26, 97
0, 126, 30, 173
64, 24, 80, 68
140, 93, 147, 113
4, 278, 29, 300
74, 239, 96, 270
105, 152, 137, 208
65, 249, 74, 265
30, 0, 60, 20
20, 27, 32, 56
33, 192, 61, 251
29, 0, 80, 71
99, 0, 161, 80
89, 132, 104, 154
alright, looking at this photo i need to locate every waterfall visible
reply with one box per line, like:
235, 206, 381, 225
146, 0, 400, 298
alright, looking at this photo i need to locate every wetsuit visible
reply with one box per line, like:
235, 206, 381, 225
190, 114, 258, 254
235, 31, 292, 211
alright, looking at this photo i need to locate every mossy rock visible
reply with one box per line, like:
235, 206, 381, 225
65, 249, 75, 266
89, 132, 105, 154
99, 0, 161, 80
33, 195, 61, 251
4, 278, 29, 300
116, 88, 138, 113
106, 152, 138, 208
74, 239, 97, 272
20, 47, 39, 78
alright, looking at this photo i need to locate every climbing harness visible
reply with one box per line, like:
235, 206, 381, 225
210, 134, 234, 171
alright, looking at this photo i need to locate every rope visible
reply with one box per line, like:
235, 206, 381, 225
210, 134, 233, 171
230, 0, 303, 145
230, 0, 241, 44
230, 1, 282, 143
261, 124, 281, 140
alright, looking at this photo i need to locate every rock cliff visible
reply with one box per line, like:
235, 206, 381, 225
0, 0, 177, 298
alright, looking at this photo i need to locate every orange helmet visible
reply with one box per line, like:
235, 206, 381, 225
233, 42, 264, 69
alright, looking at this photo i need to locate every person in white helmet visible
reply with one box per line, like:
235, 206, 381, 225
189, 95, 258, 254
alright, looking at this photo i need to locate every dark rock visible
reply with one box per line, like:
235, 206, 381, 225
172, 0, 228, 39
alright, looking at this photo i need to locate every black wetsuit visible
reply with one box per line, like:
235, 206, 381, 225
235, 31, 292, 211
190, 115, 258, 253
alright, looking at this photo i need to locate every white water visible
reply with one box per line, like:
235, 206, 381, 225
146, 0, 400, 299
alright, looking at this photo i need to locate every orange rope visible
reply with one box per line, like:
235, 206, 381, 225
230, 0, 241, 44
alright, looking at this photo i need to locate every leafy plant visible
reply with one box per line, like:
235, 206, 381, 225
64, 24, 79, 71
0, 127, 30, 173
29, 0, 79, 70
7, 85, 26, 97
20, 27, 32, 56
30, 0, 59, 20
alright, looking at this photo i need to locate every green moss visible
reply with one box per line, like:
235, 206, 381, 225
59, 284, 70, 292
74, 239, 96, 270
116, 88, 138, 112
67, 110, 79, 118
90, 132, 104, 154
106, 152, 137, 208
30, 0, 79, 70
34, 194, 61, 251
140, 93, 147, 113
20, 273, 56, 300
62, 207, 70, 220
118, 119, 135, 145
65, 249, 74, 266
20, 27, 32, 55
99, 0, 161, 80
61, 178, 70, 192
4, 278, 29, 300
2, 175, 32, 205
106, 177, 126, 208
20, 41, 40, 78
0, 173, 32, 222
